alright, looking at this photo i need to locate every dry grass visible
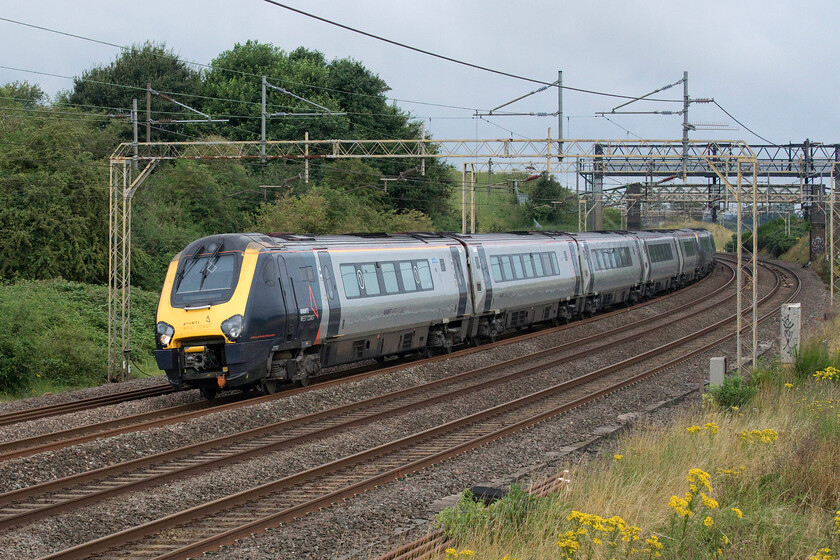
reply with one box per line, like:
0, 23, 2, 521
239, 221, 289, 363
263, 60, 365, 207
436, 367, 840, 560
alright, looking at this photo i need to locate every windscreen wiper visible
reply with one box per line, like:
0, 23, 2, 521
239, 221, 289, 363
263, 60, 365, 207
176, 244, 205, 284
198, 241, 224, 290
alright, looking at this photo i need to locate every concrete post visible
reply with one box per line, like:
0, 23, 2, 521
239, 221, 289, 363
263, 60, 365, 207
780, 303, 801, 363
709, 357, 726, 387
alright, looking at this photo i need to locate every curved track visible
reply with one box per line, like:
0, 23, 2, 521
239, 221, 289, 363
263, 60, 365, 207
12, 259, 799, 560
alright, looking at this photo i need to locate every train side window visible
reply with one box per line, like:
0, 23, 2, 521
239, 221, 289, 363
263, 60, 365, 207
550, 253, 559, 274
541, 253, 553, 275
533, 253, 544, 276
416, 260, 434, 290
322, 265, 335, 300
340, 264, 360, 298
361, 263, 380, 296
608, 251, 617, 269
522, 254, 534, 278
500, 255, 513, 281
439, 259, 446, 272
381, 262, 400, 294
452, 257, 464, 287
512, 255, 524, 279
399, 262, 417, 292
490, 256, 502, 282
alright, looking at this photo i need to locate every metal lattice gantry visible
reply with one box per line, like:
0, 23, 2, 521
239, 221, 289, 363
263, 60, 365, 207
108, 137, 782, 380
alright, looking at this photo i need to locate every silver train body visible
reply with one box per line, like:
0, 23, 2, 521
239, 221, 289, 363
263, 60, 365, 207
155, 229, 716, 394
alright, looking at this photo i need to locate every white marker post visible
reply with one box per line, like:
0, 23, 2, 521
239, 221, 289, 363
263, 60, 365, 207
780, 303, 801, 364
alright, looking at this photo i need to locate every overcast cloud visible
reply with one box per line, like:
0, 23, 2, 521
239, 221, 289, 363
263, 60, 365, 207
1, 0, 835, 146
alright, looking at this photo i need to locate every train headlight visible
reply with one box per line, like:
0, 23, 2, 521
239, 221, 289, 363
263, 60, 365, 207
156, 322, 175, 346
221, 314, 244, 341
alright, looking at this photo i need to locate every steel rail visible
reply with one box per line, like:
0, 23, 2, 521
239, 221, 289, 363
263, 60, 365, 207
0, 384, 172, 427
0, 263, 737, 528
35, 261, 796, 560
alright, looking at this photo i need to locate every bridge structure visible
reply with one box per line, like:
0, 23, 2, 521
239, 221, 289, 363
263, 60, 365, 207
108, 137, 839, 381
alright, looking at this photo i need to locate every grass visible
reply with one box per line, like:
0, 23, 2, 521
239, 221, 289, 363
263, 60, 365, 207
435, 323, 840, 559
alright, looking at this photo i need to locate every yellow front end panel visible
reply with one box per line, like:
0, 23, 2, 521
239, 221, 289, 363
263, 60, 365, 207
156, 245, 261, 348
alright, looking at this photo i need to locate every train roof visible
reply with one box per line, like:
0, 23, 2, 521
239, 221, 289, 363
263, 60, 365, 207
183, 229, 710, 254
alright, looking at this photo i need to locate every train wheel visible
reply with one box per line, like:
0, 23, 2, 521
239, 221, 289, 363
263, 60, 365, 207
294, 374, 310, 388
260, 378, 279, 395
199, 386, 218, 401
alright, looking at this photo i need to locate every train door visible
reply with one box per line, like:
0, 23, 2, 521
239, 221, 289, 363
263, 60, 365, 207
632, 237, 648, 284
318, 251, 341, 338
576, 240, 594, 294
275, 255, 299, 342
249, 255, 287, 340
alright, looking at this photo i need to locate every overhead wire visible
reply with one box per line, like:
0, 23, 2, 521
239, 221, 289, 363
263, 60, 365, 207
0, 17, 484, 114
260, 0, 685, 104
1, 13, 685, 114
712, 100, 777, 146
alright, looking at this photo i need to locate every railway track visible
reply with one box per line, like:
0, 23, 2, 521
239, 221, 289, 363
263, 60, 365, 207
0, 260, 779, 558
0, 262, 740, 530
33, 259, 797, 560
0, 261, 725, 462
0, 384, 173, 428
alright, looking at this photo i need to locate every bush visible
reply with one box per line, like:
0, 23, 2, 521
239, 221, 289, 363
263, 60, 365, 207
707, 374, 757, 409
0, 280, 161, 396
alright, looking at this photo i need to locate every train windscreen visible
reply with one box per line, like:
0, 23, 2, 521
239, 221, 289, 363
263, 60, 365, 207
173, 253, 238, 305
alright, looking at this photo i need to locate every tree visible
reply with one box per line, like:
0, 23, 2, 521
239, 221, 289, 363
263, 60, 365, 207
0, 101, 120, 283
201, 42, 345, 142
0, 81, 47, 108
524, 173, 575, 227
62, 42, 202, 140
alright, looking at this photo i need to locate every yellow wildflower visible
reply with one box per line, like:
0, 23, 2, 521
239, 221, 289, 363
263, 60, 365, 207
614, 454, 623, 461
835, 510, 840, 534
686, 425, 702, 434
731, 507, 743, 519
809, 547, 834, 560
703, 422, 719, 434
814, 366, 840, 381
701, 493, 719, 509
704, 516, 715, 527
785, 383, 794, 388
687, 468, 712, 492
593, 537, 602, 545
668, 495, 692, 518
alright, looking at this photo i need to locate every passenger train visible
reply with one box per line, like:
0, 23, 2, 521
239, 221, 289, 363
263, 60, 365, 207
154, 229, 716, 399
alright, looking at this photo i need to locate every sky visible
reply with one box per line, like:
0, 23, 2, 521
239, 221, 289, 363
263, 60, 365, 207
1, 0, 837, 149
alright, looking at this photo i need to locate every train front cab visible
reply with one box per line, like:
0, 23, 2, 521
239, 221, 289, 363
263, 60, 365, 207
154, 235, 283, 399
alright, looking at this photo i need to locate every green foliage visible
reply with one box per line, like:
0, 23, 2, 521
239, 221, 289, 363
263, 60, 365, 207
435, 486, 549, 544
792, 338, 840, 380
0, 280, 160, 395
707, 374, 757, 409
251, 184, 434, 235
523, 172, 576, 228
723, 216, 809, 255
0, 101, 120, 284
0, 81, 47, 107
